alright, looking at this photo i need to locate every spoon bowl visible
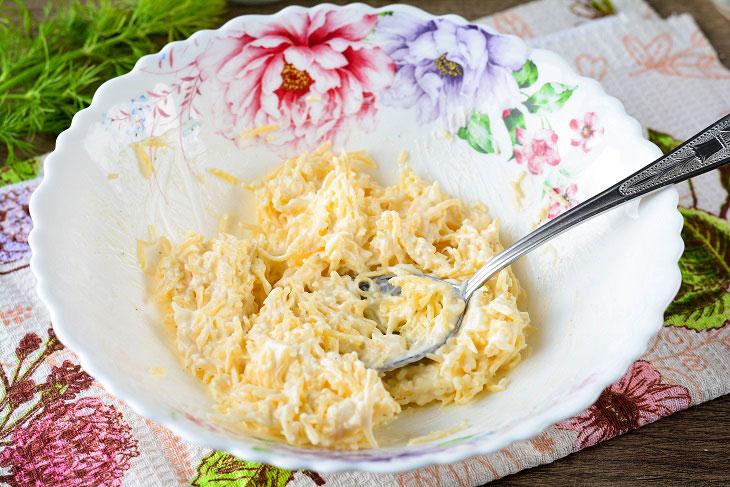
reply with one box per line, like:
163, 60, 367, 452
359, 274, 467, 371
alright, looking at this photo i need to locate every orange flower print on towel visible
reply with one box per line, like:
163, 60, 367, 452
624, 32, 730, 80
529, 432, 556, 456
0, 305, 32, 326
689, 30, 710, 50
397, 462, 473, 487
147, 420, 196, 485
575, 54, 608, 81
492, 12, 533, 39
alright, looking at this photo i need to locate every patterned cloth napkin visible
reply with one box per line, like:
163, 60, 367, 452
1, 0, 729, 485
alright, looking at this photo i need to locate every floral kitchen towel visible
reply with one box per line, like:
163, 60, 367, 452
1, 0, 730, 485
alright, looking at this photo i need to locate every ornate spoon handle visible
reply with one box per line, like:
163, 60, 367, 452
462, 114, 730, 300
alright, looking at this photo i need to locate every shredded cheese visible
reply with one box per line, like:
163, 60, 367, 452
407, 421, 469, 446
207, 167, 240, 185
153, 146, 529, 449
533, 205, 549, 230
136, 225, 157, 271
148, 367, 166, 377
512, 171, 526, 210
133, 137, 165, 179
436, 128, 454, 141
543, 244, 559, 266
134, 144, 154, 179
240, 124, 280, 139
107, 173, 120, 180
218, 214, 231, 234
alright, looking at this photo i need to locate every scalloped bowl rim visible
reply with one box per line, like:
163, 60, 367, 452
28, 2, 684, 473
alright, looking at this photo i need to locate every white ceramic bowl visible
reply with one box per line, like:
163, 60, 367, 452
29, 3, 683, 473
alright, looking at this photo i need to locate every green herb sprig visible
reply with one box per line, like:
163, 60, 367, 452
0, 0, 226, 172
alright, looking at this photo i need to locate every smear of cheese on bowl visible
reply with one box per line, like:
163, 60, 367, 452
152, 145, 529, 449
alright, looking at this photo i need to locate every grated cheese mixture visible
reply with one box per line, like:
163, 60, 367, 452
153, 146, 529, 449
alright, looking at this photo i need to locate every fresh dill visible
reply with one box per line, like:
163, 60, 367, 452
0, 0, 226, 170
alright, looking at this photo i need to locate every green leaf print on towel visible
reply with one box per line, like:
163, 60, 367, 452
718, 165, 730, 219
191, 451, 326, 486
665, 207, 730, 330
191, 452, 293, 487
647, 128, 682, 154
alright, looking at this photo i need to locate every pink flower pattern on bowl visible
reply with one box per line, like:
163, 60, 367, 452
195, 8, 395, 151
547, 184, 578, 219
514, 127, 560, 175
570, 111, 604, 152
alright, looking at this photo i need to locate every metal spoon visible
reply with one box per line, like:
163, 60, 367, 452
369, 114, 730, 372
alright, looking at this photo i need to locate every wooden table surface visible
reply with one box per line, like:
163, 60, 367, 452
225, 1, 730, 485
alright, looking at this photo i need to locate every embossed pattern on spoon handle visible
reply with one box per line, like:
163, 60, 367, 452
462, 114, 730, 300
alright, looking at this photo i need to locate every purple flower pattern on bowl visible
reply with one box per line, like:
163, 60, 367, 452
376, 12, 528, 127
